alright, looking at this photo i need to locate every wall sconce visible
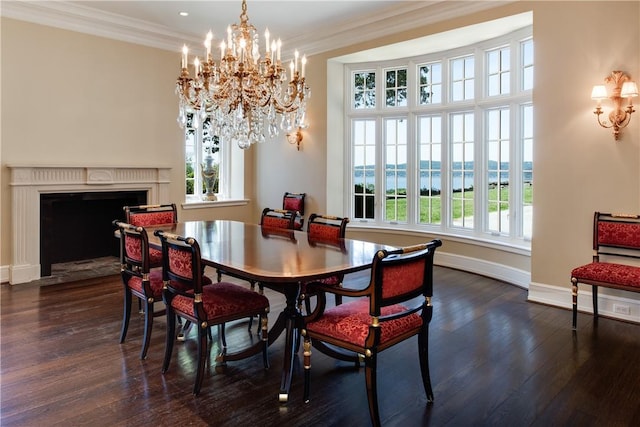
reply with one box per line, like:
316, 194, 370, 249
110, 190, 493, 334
286, 125, 307, 151
591, 70, 638, 140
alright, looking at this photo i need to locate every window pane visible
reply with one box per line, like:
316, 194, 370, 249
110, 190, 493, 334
353, 118, 376, 219
487, 47, 510, 96
450, 112, 474, 229
385, 68, 408, 107
418, 115, 442, 224
522, 104, 533, 239
521, 39, 534, 91
354, 71, 376, 109
451, 56, 474, 101
486, 107, 510, 234
384, 118, 408, 222
418, 62, 442, 105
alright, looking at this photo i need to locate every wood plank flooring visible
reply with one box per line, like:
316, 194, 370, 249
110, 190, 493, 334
1, 266, 639, 426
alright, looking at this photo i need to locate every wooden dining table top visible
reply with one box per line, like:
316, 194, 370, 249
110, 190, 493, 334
144, 220, 392, 285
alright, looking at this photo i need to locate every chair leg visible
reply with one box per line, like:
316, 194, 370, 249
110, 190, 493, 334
418, 327, 434, 403
162, 311, 177, 374
571, 280, 578, 330
178, 320, 192, 341
364, 351, 381, 427
261, 314, 269, 369
303, 335, 312, 403
120, 289, 132, 343
592, 285, 599, 321
194, 321, 209, 396
219, 323, 227, 348
334, 293, 342, 306
140, 298, 154, 360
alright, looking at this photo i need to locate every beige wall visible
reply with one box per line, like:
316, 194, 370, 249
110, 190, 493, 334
2, 1, 640, 312
0, 18, 255, 270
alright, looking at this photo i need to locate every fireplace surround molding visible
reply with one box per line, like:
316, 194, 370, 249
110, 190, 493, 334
8, 165, 171, 285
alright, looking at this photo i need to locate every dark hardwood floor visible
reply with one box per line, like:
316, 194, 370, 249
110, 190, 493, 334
1, 266, 639, 426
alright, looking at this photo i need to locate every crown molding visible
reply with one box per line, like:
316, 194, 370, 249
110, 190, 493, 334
293, 1, 511, 57
1, 1, 513, 56
0, 0, 201, 51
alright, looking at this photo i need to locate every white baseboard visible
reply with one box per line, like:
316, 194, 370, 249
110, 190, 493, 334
0, 265, 9, 284
1, 264, 41, 285
436, 252, 531, 289
529, 281, 640, 323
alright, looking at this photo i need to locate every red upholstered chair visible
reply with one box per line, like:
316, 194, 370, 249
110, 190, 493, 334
261, 207, 297, 230
155, 230, 270, 396
299, 214, 350, 313
301, 240, 442, 427
124, 204, 177, 268
282, 192, 306, 230
113, 220, 166, 359
570, 212, 640, 329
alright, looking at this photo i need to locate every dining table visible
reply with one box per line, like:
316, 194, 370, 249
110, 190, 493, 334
144, 219, 393, 403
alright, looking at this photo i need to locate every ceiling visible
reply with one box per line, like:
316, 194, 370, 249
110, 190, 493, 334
1, 1, 511, 56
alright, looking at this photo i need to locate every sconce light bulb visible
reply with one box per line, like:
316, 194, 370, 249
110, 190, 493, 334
591, 85, 607, 100
621, 81, 639, 98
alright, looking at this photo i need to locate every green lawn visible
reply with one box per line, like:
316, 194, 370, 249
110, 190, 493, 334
385, 184, 533, 223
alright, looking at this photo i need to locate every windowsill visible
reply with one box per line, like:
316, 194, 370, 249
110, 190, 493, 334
348, 223, 531, 256
181, 198, 249, 210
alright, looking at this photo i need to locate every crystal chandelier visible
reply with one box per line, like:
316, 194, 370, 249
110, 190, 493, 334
176, 0, 310, 149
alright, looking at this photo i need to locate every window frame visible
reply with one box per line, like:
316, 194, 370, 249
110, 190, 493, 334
344, 27, 533, 246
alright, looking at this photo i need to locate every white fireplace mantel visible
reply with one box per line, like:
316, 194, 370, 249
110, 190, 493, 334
8, 165, 171, 284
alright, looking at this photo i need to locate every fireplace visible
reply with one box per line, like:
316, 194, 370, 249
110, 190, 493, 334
8, 166, 171, 284
39, 190, 147, 276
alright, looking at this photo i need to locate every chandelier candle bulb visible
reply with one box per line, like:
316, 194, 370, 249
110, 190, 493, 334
277, 39, 281, 61
205, 31, 213, 59
181, 45, 188, 68
302, 55, 307, 78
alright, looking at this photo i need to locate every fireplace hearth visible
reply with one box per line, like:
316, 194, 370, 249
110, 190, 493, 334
40, 191, 146, 276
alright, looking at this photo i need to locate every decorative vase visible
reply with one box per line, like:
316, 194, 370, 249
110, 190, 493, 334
201, 155, 219, 201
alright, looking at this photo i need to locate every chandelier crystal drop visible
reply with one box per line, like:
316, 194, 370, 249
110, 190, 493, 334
175, 0, 310, 149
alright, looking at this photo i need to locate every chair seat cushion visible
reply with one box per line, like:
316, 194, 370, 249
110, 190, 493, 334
128, 270, 212, 299
171, 281, 269, 321
572, 262, 640, 288
305, 299, 422, 347
128, 269, 164, 299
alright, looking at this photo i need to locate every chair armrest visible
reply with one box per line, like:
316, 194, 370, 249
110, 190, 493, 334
305, 280, 370, 298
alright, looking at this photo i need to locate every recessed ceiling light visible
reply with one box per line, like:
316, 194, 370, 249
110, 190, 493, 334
179, 11, 189, 17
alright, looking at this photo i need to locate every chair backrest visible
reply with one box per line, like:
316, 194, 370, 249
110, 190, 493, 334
260, 208, 297, 230
307, 214, 349, 241
593, 212, 640, 260
124, 203, 177, 227
113, 220, 151, 273
154, 230, 205, 294
283, 192, 306, 216
368, 240, 442, 316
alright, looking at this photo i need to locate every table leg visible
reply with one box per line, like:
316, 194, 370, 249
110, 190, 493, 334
264, 283, 301, 403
